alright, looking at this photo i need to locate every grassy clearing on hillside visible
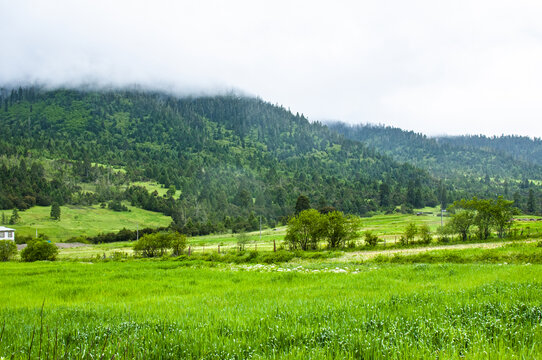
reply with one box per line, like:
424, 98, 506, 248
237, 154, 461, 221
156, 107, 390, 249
127, 181, 182, 198
77, 180, 181, 197
5, 205, 171, 241
0, 262, 541, 359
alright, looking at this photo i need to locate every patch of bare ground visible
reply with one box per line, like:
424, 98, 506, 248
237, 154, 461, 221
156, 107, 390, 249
339, 239, 538, 262
16, 242, 89, 250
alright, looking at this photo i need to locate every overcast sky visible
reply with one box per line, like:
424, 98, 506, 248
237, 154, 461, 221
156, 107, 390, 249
2, 0, 542, 137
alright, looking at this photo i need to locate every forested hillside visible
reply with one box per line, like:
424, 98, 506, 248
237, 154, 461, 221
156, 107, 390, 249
1, 86, 444, 233
437, 135, 542, 167
329, 122, 542, 214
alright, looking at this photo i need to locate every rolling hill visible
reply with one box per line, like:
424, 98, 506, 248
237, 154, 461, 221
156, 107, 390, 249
1, 86, 441, 234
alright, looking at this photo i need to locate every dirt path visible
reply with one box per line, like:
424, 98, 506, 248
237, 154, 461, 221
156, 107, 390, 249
16, 242, 89, 251
339, 239, 537, 262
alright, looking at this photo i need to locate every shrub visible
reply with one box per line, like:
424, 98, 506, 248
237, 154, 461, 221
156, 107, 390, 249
65, 235, 90, 244
400, 223, 418, 245
436, 224, 453, 243
0, 240, 17, 261
237, 232, 249, 251
170, 233, 187, 256
418, 224, 432, 244
15, 234, 32, 245
364, 231, 380, 247
20, 240, 58, 262
134, 232, 177, 257
133, 234, 161, 257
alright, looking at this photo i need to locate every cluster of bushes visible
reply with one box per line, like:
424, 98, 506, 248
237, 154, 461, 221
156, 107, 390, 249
133, 232, 187, 257
67, 227, 168, 244
105, 200, 129, 212
363, 231, 381, 247
0, 239, 58, 262
13, 233, 49, 245
21, 240, 58, 262
285, 209, 360, 250
444, 197, 518, 241
0, 240, 17, 261
400, 223, 433, 245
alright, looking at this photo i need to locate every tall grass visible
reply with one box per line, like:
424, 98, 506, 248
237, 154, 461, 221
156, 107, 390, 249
1, 262, 541, 359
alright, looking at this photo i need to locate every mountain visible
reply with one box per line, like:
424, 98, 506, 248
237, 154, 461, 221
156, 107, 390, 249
328, 122, 542, 181
329, 122, 542, 213
0, 86, 441, 233
437, 135, 542, 167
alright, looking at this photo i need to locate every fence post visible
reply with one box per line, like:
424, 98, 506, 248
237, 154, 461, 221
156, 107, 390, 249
188, 246, 191, 255
273, 239, 276, 252
218, 245, 220, 254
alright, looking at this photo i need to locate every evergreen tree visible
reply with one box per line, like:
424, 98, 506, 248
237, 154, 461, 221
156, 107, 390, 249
295, 195, 311, 214
50, 203, 61, 220
379, 182, 390, 207
527, 189, 536, 214
9, 209, 20, 225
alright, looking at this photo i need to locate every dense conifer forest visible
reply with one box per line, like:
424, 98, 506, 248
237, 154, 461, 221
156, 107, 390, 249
330, 122, 542, 214
0, 87, 540, 235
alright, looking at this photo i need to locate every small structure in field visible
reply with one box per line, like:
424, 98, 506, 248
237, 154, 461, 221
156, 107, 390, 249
0, 226, 15, 241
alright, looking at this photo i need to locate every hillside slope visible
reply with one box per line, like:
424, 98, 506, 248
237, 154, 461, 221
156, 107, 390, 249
0, 87, 440, 231
328, 122, 542, 182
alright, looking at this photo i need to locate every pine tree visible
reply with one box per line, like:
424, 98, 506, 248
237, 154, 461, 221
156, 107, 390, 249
295, 195, 311, 214
9, 209, 20, 225
527, 189, 536, 214
50, 203, 61, 220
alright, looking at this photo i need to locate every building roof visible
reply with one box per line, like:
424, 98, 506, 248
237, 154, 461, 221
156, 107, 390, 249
0, 226, 15, 231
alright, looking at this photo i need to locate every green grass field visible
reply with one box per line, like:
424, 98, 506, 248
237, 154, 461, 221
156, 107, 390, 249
0, 261, 541, 359
2, 208, 542, 359
4, 204, 172, 241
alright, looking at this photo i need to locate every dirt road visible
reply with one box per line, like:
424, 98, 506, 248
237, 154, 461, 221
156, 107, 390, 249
340, 239, 537, 261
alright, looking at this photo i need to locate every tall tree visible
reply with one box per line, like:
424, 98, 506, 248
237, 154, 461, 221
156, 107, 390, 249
379, 182, 390, 207
527, 189, 536, 214
295, 195, 311, 215
9, 209, 20, 225
50, 203, 61, 220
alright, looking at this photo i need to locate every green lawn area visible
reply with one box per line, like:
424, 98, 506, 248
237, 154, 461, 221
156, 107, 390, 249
4, 204, 171, 241
0, 261, 540, 359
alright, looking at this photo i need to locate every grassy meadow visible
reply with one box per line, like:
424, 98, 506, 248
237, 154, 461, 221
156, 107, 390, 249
3, 204, 171, 241
1, 261, 541, 359
2, 207, 542, 359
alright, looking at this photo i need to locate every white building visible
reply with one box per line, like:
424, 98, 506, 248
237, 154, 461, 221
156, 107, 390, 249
0, 226, 15, 241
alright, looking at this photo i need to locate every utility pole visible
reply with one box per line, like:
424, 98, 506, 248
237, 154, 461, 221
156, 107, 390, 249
136, 223, 139, 241
259, 216, 262, 242
441, 209, 446, 227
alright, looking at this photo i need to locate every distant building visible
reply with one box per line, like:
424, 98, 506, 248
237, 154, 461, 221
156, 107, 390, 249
0, 226, 15, 241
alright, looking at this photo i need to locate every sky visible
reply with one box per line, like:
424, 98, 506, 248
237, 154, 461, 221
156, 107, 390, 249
1, 0, 542, 137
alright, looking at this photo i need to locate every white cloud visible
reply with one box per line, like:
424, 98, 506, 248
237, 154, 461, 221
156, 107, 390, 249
1, 0, 542, 137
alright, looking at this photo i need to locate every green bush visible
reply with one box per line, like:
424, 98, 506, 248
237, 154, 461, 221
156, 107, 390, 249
134, 232, 182, 257
170, 233, 187, 256
418, 224, 432, 244
20, 240, 58, 262
15, 234, 33, 245
65, 235, 90, 244
0, 240, 17, 261
400, 223, 418, 245
364, 231, 379, 247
